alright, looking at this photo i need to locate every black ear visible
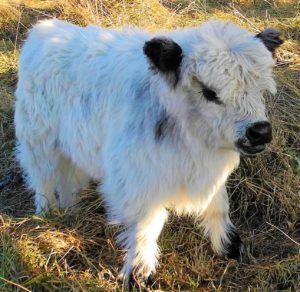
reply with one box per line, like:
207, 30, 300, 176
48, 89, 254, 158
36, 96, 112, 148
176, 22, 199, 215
255, 28, 283, 54
143, 37, 183, 73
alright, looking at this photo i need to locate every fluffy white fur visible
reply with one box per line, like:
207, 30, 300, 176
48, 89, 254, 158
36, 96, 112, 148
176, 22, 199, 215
15, 19, 277, 280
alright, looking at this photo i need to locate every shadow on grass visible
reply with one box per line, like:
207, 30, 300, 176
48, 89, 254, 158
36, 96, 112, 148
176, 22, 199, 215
0, 190, 124, 291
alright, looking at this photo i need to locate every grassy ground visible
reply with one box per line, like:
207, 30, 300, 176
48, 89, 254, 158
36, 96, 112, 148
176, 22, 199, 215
0, 0, 299, 291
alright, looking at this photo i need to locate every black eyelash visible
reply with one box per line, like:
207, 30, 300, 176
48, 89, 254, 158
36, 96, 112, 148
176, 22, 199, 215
202, 85, 222, 104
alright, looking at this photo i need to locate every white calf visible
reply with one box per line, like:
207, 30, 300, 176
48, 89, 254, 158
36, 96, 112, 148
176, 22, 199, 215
15, 19, 282, 283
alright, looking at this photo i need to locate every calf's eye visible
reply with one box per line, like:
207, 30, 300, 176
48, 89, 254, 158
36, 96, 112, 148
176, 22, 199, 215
202, 85, 222, 104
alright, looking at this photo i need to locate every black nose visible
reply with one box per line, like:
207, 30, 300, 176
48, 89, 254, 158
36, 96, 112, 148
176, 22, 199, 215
246, 121, 272, 146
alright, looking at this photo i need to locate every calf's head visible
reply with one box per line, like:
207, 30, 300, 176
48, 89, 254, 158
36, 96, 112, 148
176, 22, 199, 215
144, 21, 283, 155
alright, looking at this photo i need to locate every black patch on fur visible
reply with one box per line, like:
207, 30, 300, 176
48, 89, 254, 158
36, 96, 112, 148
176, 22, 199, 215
144, 37, 182, 84
155, 109, 176, 141
202, 84, 222, 104
255, 28, 283, 54
54, 191, 59, 200
222, 228, 243, 259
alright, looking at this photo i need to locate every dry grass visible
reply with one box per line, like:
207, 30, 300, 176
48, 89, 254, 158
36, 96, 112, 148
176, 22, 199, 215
0, 0, 299, 291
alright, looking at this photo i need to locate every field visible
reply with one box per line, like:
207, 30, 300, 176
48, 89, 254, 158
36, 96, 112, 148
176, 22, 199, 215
0, 0, 299, 291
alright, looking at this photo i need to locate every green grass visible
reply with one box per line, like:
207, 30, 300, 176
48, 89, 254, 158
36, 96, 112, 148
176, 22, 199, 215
0, 0, 299, 290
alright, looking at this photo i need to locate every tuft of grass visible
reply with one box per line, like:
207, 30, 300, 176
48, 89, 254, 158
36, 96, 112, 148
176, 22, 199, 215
0, 0, 299, 290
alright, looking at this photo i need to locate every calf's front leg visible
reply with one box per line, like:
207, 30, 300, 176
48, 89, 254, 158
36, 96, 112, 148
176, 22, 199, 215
118, 207, 168, 286
201, 187, 244, 259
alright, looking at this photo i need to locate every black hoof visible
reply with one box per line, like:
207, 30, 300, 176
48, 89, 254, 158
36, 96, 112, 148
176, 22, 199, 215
128, 273, 155, 291
144, 274, 155, 288
222, 228, 244, 260
128, 273, 135, 291
0, 173, 23, 190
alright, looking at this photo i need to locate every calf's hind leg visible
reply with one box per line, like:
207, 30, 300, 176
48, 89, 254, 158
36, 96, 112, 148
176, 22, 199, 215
16, 141, 59, 214
55, 156, 90, 209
